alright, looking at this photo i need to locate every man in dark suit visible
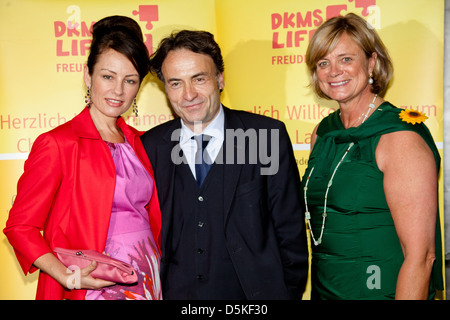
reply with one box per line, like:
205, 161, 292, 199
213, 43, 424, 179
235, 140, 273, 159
141, 30, 308, 300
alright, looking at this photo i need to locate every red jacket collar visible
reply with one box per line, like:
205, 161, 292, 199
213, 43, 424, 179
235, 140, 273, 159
71, 107, 144, 142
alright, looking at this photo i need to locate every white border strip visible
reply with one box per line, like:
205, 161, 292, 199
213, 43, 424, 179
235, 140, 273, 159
293, 142, 444, 151
0, 153, 29, 160
292, 144, 311, 151
0, 142, 444, 161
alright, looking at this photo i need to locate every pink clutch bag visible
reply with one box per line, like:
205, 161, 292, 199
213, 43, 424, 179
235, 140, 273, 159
54, 247, 138, 284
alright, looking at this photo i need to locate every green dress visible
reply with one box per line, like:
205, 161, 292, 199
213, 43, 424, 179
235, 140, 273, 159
302, 102, 443, 300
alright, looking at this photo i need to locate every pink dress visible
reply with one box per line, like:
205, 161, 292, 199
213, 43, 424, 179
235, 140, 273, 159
85, 139, 161, 300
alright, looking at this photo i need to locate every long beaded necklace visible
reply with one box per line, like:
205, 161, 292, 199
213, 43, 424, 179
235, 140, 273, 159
304, 94, 377, 246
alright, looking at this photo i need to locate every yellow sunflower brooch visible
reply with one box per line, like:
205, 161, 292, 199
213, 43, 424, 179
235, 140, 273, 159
399, 109, 428, 125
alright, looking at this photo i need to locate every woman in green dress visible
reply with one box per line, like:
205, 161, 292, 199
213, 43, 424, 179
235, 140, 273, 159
303, 13, 443, 299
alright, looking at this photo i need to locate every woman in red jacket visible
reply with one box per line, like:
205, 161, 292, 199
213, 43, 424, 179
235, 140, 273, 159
3, 16, 162, 300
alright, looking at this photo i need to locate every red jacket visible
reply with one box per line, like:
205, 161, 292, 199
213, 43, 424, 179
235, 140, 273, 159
3, 107, 162, 300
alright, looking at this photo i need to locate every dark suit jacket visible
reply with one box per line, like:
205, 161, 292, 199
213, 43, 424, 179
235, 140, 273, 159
141, 106, 308, 300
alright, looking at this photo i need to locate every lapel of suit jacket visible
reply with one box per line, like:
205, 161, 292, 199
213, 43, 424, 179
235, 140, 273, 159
222, 106, 245, 224
157, 119, 182, 251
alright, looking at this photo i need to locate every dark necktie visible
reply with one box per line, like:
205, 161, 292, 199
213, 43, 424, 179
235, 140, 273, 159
193, 134, 212, 186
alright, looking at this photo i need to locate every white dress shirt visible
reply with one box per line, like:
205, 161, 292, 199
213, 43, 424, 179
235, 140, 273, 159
179, 105, 225, 179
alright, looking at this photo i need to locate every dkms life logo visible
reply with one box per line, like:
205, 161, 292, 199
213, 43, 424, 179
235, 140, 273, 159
54, 4, 159, 72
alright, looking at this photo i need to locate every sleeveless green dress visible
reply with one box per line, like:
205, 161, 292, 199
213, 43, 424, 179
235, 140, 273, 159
302, 102, 443, 300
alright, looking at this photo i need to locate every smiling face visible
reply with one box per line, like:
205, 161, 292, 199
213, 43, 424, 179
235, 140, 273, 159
161, 48, 224, 133
84, 48, 140, 121
316, 33, 376, 106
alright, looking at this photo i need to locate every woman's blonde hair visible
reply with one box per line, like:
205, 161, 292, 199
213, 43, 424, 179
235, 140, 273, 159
305, 13, 393, 99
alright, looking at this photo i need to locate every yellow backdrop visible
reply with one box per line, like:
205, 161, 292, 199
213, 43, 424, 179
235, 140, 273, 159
0, 0, 444, 299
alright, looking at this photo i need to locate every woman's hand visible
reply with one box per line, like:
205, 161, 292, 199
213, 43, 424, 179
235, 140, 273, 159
34, 253, 115, 290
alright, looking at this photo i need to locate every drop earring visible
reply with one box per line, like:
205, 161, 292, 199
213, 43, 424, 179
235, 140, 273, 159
132, 98, 138, 117
85, 87, 91, 107
368, 73, 374, 85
